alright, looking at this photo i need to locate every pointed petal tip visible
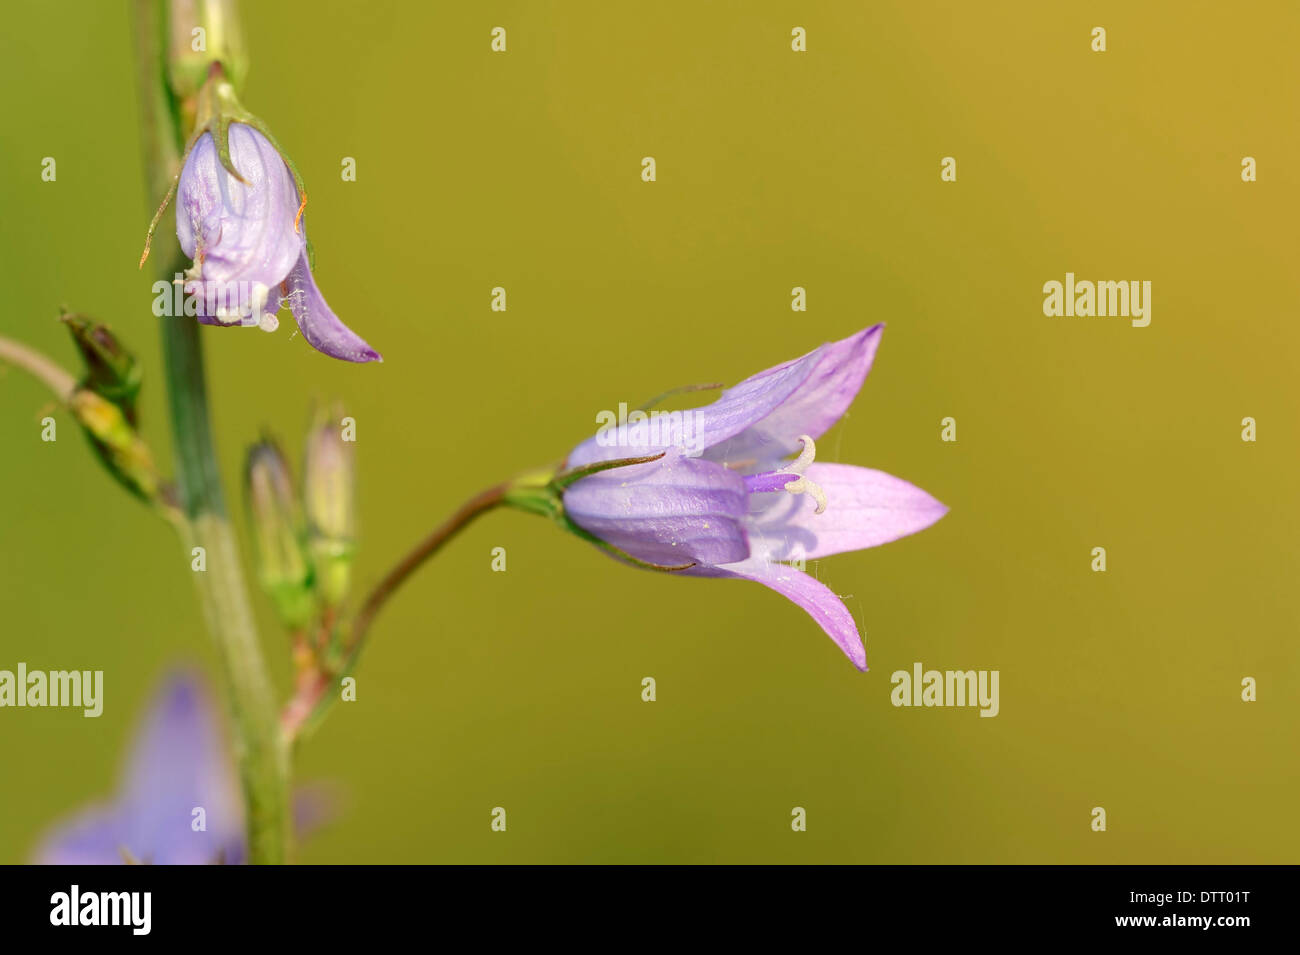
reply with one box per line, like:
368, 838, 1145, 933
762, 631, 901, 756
156, 668, 207, 715
855, 322, 884, 351
284, 250, 384, 364
844, 322, 884, 349
335, 346, 382, 364
847, 639, 868, 672
699, 558, 867, 671
924, 497, 951, 527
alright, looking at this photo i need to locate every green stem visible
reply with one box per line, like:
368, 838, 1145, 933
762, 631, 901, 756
0, 336, 77, 399
347, 483, 509, 665
133, 0, 288, 864
282, 483, 508, 740
190, 515, 287, 863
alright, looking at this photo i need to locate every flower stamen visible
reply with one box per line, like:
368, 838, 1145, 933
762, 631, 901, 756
784, 436, 827, 514
783, 473, 827, 514
785, 434, 817, 475
741, 435, 827, 514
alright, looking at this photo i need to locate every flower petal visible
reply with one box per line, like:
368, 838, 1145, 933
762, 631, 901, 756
32, 805, 125, 865
284, 249, 382, 363
177, 124, 301, 317
117, 671, 244, 865
703, 324, 883, 467
563, 453, 750, 567
749, 463, 947, 561
690, 557, 867, 670
566, 325, 882, 470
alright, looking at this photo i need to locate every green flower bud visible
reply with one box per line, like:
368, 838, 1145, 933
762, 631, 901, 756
62, 315, 143, 422
69, 389, 163, 502
303, 411, 356, 607
244, 440, 314, 630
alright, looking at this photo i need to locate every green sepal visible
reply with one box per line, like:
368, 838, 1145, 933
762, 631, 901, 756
264, 580, 316, 633
551, 451, 667, 491
211, 111, 249, 185
501, 467, 564, 519
635, 382, 722, 413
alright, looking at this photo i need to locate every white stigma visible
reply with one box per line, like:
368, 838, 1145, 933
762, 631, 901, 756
783, 435, 827, 515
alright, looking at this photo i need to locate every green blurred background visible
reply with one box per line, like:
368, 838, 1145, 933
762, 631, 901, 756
1, 1, 1296, 863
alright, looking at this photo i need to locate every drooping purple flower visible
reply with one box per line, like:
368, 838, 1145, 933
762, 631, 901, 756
33, 671, 326, 864
561, 325, 947, 670
176, 122, 381, 363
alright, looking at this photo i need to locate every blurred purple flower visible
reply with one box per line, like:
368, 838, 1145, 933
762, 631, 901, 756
562, 325, 947, 670
34, 671, 326, 865
176, 122, 381, 363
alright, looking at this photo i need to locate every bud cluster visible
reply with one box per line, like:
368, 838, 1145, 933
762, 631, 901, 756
243, 405, 357, 647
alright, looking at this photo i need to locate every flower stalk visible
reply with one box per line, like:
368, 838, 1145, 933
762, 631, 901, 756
281, 482, 509, 741
134, 0, 288, 864
0, 336, 77, 399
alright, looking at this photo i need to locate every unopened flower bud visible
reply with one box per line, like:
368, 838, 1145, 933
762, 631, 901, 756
69, 390, 163, 503
244, 440, 314, 630
303, 413, 355, 606
139, 63, 381, 363
62, 315, 143, 422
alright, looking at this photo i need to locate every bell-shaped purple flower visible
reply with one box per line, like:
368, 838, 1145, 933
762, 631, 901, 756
561, 325, 947, 670
33, 671, 326, 864
175, 122, 381, 363
33, 672, 244, 864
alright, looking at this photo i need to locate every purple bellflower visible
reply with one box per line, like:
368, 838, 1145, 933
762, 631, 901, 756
139, 66, 380, 364
34, 672, 244, 864
34, 672, 325, 864
173, 122, 381, 363
552, 325, 946, 670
